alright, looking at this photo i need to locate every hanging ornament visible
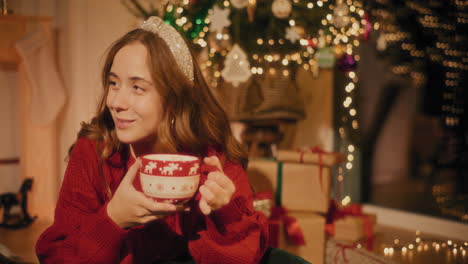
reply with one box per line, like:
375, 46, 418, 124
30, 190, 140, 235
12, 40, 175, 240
376, 33, 387, 51
317, 29, 327, 48
336, 54, 357, 73
307, 38, 318, 48
208, 5, 231, 34
314, 47, 336, 69
272, 0, 292, 19
230, 0, 248, 9
332, 1, 350, 28
208, 30, 232, 52
285, 26, 300, 43
247, 0, 257, 22
221, 44, 252, 87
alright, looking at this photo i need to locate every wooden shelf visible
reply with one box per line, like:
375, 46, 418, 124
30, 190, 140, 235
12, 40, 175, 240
0, 15, 52, 70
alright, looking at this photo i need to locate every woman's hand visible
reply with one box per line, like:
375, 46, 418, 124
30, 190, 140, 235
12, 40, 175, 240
198, 156, 236, 215
107, 159, 177, 229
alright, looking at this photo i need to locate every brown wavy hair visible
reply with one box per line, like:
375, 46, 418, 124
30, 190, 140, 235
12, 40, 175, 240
72, 29, 247, 199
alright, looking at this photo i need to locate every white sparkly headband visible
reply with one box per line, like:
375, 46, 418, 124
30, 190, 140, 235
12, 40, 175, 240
140, 16, 194, 82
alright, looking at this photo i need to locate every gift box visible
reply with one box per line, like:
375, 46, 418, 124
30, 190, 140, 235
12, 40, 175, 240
247, 159, 331, 213
333, 214, 377, 243
326, 239, 398, 264
325, 201, 377, 249
277, 212, 326, 264
276, 148, 345, 167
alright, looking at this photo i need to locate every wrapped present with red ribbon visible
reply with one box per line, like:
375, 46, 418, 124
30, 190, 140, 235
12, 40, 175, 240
253, 192, 326, 264
248, 158, 331, 213
278, 211, 326, 264
325, 200, 377, 250
253, 192, 306, 247
276, 146, 345, 167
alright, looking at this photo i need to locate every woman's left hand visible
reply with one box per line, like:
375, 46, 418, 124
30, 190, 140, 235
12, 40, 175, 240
198, 156, 236, 215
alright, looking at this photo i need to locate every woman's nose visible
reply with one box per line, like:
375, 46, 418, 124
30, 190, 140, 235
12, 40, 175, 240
109, 88, 130, 112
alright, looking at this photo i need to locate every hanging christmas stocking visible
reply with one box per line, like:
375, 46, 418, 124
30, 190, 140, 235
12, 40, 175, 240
15, 25, 66, 126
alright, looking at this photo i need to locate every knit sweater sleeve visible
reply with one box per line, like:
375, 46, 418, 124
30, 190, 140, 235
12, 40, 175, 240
35, 138, 129, 264
187, 159, 269, 264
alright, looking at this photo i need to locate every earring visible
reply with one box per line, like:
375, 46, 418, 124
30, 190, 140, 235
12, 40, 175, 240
171, 117, 175, 127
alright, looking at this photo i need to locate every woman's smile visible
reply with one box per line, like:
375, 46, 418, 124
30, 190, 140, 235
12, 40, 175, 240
114, 117, 136, 129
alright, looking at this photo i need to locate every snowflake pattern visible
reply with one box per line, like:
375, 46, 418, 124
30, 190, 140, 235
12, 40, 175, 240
285, 26, 300, 44
208, 5, 231, 34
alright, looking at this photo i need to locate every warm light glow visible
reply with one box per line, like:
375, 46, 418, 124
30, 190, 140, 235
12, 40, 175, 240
374, 22, 380, 30
257, 67, 264, 74
347, 154, 354, 161
394, 239, 400, 244
257, 38, 264, 45
282, 59, 289, 66
346, 162, 353, 169
350, 108, 356, 116
282, 69, 289, 76
289, 20, 296, 26
307, 2, 314, 8
317, 1, 323, 7
348, 145, 355, 152
342, 195, 351, 206
349, 71, 356, 78
345, 82, 355, 92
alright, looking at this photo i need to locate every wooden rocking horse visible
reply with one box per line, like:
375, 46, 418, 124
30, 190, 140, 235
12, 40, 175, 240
0, 178, 36, 229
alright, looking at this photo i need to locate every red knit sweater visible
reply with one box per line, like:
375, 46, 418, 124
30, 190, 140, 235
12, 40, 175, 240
35, 137, 268, 263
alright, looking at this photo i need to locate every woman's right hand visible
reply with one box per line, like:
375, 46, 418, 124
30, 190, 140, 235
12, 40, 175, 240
107, 158, 177, 229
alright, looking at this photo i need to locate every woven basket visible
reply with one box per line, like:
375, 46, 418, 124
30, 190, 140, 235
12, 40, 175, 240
221, 70, 306, 122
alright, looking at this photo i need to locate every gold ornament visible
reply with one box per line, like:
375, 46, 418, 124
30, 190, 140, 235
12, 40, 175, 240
247, 0, 257, 22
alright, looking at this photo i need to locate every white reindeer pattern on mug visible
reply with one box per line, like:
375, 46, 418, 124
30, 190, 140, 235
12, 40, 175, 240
189, 163, 199, 175
159, 163, 182, 175
144, 162, 157, 174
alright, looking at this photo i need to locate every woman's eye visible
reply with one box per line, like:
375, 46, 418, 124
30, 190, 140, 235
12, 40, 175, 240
133, 85, 145, 92
109, 81, 118, 88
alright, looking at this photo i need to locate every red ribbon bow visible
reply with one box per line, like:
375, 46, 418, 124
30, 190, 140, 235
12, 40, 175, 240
295, 146, 329, 193
268, 206, 306, 247
325, 200, 374, 250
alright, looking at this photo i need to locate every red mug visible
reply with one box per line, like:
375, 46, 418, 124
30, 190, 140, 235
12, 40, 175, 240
139, 154, 200, 204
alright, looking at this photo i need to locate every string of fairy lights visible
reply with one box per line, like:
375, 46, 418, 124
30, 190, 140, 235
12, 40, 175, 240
381, 230, 467, 263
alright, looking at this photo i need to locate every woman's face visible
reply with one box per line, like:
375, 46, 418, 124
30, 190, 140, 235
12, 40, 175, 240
106, 42, 163, 145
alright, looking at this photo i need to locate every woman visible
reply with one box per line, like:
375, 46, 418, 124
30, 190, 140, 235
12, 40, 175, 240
36, 16, 268, 264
